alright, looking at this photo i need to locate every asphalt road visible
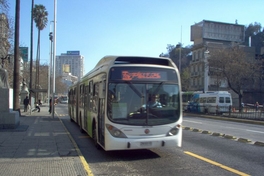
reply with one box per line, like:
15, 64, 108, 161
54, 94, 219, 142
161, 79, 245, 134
183, 116, 264, 143
56, 104, 264, 176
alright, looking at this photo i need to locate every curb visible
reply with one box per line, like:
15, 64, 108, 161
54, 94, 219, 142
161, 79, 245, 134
237, 138, 251, 143
57, 113, 93, 176
254, 141, 264, 146
184, 113, 264, 126
223, 134, 236, 140
183, 126, 264, 147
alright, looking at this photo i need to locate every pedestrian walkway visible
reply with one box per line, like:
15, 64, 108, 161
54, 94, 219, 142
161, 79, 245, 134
0, 104, 88, 176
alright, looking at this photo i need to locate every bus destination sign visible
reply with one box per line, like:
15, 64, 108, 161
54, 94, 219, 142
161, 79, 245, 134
122, 71, 164, 81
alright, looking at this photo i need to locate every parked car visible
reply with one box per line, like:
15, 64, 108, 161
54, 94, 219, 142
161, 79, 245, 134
59, 96, 68, 104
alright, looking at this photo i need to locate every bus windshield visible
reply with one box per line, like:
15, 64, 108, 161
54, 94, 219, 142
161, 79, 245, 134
107, 82, 180, 126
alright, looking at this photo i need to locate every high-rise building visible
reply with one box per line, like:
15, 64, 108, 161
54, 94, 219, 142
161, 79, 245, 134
55, 51, 84, 80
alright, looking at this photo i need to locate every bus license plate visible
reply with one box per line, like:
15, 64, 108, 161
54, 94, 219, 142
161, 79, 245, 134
140, 142, 152, 147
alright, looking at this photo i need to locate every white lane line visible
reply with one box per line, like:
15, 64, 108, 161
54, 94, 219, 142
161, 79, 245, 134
246, 129, 264, 134
183, 120, 202, 124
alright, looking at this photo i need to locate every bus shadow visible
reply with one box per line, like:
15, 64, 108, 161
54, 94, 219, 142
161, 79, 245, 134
104, 149, 161, 161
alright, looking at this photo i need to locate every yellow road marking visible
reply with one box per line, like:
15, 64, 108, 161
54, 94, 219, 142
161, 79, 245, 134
59, 117, 93, 176
184, 151, 250, 176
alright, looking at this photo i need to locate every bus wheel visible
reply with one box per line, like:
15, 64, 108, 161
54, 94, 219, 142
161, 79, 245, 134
92, 127, 100, 149
70, 118, 74, 122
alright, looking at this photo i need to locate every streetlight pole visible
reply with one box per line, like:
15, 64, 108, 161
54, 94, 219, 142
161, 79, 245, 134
48, 21, 53, 102
29, 0, 34, 108
52, 0, 57, 118
204, 49, 210, 92
13, 0, 20, 111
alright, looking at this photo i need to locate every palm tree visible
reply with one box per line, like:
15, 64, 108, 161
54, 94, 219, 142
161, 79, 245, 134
32, 4, 48, 101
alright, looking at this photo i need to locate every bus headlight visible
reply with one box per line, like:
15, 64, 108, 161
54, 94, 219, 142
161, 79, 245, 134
106, 124, 127, 138
167, 125, 181, 136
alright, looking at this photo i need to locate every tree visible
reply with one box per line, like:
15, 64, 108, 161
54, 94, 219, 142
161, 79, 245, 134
0, 0, 9, 14
160, 44, 192, 72
244, 22, 264, 54
181, 67, 191, 91
55, 76, 68, 94
32, 4, 48, 100
208, 46, 257, 110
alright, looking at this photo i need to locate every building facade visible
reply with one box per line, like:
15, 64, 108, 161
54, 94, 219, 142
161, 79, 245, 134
190, 20, 246, 91
55, 51, 84, 81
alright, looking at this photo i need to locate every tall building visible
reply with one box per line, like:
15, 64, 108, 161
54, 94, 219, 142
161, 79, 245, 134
55, 51, 84, 80
190, 20, 246, 91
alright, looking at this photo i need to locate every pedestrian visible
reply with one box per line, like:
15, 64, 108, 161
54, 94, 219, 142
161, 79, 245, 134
49, 97, 52, 114
35, 102, 40, 112
241, 102, 244, 112
23, 96, 29, 112
255, 101, 259, 111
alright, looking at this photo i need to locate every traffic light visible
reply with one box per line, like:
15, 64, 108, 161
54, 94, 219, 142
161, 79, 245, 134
49, 32, 53, 42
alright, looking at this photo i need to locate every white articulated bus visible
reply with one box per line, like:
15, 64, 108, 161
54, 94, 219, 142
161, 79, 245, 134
187, 91, 232, 114
68, 56, 182, 151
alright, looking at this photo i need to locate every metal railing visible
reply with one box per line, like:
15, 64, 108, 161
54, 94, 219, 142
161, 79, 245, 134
183, 104, 264, 121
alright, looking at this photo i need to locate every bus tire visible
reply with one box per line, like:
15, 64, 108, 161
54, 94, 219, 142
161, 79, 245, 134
70, 118, 74, 122
92, 126, 100, 149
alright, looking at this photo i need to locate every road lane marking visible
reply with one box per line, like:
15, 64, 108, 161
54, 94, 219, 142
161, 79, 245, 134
183, 120, 202, 124
59, 118, 94, 176
246, 129, 264, 134
184, 151, 250, 176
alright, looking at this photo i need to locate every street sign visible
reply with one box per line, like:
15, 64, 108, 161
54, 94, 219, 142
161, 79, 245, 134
19, 47, 28, 62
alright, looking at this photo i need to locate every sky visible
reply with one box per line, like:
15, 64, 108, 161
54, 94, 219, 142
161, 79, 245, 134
8, 0, 264, 75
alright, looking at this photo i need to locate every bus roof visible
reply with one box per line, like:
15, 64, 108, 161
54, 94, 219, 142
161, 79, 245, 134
96, 55, 175, 67
83, 55, 177, 79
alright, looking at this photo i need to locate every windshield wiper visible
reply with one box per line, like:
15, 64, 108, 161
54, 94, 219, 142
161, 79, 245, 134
125, 81, 144, 98
152, 82, 164, 95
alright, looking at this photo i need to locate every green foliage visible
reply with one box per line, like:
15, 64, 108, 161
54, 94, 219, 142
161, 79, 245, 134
208, 47, 258, 99
244, 22, 264, 54
33, 4, 48, 30
180, 67, 190, 91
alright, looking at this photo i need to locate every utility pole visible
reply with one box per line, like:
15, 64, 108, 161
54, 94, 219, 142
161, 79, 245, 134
29, 0, 34, 107
52, 0, 57, 118
13, 0, 20, 111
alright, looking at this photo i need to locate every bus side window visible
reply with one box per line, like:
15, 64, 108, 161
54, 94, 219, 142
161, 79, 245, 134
226, 97, 231, 103
219, 97, 224, 103
89, 80, 93, 110
207, 97, 216, 103
199, 97, 204, 103
93, 83, 99, 112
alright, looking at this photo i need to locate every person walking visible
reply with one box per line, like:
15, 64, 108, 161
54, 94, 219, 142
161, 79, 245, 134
23, 96, 30, 112
49, 97, 52, 114
255, 101, 259, 111
35, 102, 40, 112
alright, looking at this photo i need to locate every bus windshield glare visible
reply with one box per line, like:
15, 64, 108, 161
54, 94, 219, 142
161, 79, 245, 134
107, 81, 180, 126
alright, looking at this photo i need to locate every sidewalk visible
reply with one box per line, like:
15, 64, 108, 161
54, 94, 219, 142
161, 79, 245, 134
0, 104, 88, 176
